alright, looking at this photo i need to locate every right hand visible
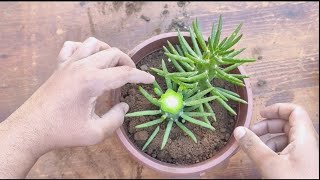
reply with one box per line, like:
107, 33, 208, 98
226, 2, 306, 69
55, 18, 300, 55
233, 103, 319, 179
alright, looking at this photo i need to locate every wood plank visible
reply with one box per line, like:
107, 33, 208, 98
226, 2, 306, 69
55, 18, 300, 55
0, 1, 318, 178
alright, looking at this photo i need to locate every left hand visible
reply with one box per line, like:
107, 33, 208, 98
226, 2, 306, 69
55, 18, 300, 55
4, 37, 155, 155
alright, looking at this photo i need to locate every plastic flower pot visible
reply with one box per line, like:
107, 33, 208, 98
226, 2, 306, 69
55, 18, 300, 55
115, 32, 253, 177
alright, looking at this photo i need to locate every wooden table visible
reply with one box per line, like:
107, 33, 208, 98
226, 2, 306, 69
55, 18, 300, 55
0, 1, 318, 178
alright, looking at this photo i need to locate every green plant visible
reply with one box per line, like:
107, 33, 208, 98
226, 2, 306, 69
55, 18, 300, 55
126, 60, 216, 150
155, 15, 255, 115
125, 15, 255, 151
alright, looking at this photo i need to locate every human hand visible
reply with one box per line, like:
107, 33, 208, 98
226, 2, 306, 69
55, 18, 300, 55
233, 103, 319, 179
6, 37, 154, 154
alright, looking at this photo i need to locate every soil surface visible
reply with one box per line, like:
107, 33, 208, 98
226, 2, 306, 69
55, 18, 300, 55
121, 50, 237, 165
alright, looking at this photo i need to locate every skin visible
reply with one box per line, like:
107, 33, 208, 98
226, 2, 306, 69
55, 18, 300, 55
0, 37, 318, 179
234, 103, 319, 179
0, 37, 155, 178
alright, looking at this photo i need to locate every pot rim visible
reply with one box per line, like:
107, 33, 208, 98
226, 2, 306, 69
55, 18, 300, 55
116, 32, 253, 176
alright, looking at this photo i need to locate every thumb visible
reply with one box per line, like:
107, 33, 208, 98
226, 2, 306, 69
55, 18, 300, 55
95, 102, 129, 136
234, 126, 277, 166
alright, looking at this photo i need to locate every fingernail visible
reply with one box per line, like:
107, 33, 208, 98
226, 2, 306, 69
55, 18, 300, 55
149, 73, 155, 82
234, 126, 246, 141
122, 103, 129, 113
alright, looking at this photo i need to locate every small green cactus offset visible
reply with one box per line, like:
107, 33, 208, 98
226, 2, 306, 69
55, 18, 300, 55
126, 60, 216, 150
125, 15, 255, 151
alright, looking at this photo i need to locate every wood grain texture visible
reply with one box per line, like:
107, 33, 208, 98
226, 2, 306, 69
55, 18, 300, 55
0, 1, 318, 179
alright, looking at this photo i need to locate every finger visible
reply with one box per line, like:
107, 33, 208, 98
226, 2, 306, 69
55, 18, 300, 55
234, 126, 277, 166
260, 103, 311, 125
250, 119, 290, 136
70, 37, 110, 61
57, 41, 82, 63
94, 102, 129, 136
94, 66, 155, 91
279, 142, 296, 155
260, 103, 314, 143
81, 47, 136, 69
266, 134, 288, 152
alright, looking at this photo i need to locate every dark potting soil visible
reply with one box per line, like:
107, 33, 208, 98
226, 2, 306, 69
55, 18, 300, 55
121, 49, 237, 165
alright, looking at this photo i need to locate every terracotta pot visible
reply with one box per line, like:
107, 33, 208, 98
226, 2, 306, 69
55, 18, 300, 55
115, 32, 253, 177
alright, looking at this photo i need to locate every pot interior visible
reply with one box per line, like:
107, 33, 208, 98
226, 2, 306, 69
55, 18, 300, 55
116, 32, 252, 174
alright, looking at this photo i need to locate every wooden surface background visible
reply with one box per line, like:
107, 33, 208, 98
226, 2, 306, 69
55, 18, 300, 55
0, 1, 319, 179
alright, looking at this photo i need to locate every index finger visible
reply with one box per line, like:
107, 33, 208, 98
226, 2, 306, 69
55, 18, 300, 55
250, 118, 290, 136
95, 66, 155, 90
58, 41, 82, 63
70, 37, 111, 61
260, 103, 312, 127
260, 103, 315, 143
260, 103, 301, 120
81, 47, 136, 69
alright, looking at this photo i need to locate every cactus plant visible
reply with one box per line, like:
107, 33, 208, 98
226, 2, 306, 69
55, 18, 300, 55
126, 59, 216, 150
125, 15, 255, 150
158, 15, 255, 115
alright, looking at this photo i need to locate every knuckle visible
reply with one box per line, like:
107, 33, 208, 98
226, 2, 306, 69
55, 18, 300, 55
293, 105, 305, 112
110, 47, 121, 54
120, 65, 133, 72
82, 48, 93, 56
87, 36, 98, 43
111, 47, 120, 51
119, 66, 133, 78
99, 49, 110, 55
86, 37, 99, 47
274, 103, 286, 108
63, 41, 72, 46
